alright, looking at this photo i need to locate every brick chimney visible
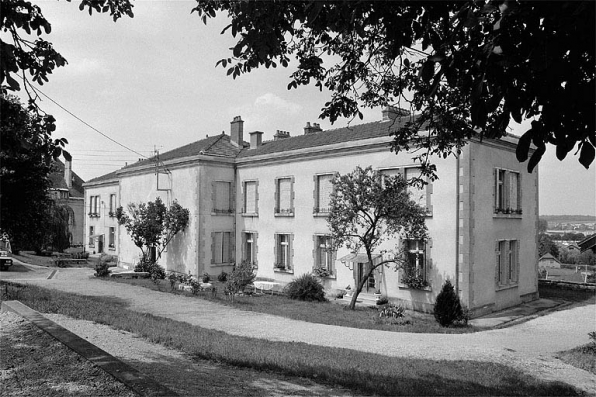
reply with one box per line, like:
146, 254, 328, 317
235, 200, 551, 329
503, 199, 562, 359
274, 130, 290, 140
303, 122, 323, 135
230, 116, 244, 146
382, 106, 409, 121
249, 131, 263, 149
64, 159, 72, 189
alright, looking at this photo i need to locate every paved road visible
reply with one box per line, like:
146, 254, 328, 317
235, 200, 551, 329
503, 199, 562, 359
3, 267, 595, 394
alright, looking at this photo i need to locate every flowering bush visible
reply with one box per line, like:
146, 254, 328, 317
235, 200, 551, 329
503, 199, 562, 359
312, 266, 331, 278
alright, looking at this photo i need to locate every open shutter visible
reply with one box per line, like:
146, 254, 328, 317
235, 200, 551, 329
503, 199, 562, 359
255, 181, 259, 215
290, 177, 295, 213
240, 232, 246, 262
425, 178, 433, 215
495, 240, 500, 284
313, 235, 317, 268
254, 233, 258, 266
331, 238, 337, 274
229, 231, 235, 263
274, 179, 279, 212
515, 240, 520, 282
493, 169, 498, 211
517, 173, 522, 212
211, 232, 216, 264
290, 234, 294, 270
313, 175, 318, 212
273, 234, 278, 267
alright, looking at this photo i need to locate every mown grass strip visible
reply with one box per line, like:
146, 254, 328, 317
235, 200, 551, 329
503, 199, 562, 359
0, 281, 579, 396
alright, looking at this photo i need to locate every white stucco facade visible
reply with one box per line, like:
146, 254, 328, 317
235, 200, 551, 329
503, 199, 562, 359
83, 113, 538, 316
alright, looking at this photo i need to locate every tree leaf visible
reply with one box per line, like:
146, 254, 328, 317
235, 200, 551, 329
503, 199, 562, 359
420, 60, 434, 83
527, 145, 545, 173
516, 129, 532, 162
579, 141, 595, 169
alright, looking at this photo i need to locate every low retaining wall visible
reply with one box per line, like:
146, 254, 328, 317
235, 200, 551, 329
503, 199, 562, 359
539, 279, 596, 291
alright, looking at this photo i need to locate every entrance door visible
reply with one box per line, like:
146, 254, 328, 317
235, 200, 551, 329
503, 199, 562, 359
357, 262, 376, 293
97, 236, 104, 253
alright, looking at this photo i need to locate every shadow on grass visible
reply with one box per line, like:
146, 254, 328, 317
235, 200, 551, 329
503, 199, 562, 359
0, 281, 582, 396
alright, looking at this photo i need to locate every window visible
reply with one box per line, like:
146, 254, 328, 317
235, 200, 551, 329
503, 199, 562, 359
89, 226, 95, 247
314, 174, 334, 214
314, 235, 334, 275
109, 194, 116, 217
496, 240, 519, 286
275, 177, 294, 215
242, 232, 258, 266
213, 181, 232, 214
109, 227, 115, 249
402, 239, 428, 285
494, 169, 521, 214
274, 233, 293, 271
88, 195, 100, 217
243, 181, 258, 215
405, 167, 426, 210
211, 231, 233, 264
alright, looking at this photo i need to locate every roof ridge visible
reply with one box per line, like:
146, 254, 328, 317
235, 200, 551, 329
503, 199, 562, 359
202, 134, 226, 154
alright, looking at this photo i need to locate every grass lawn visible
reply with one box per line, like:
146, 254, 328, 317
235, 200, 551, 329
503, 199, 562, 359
538, 284, 596, 306
0, 281, 580, 396
104, 276, 474, 334
556, 343, 596, 375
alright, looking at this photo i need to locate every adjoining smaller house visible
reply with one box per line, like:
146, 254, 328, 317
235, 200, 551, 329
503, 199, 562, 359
49, 159, 85, 247
538, 253, 561, 269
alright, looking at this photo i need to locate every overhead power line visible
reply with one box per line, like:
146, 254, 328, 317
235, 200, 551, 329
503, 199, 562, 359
30, 85, 149, 159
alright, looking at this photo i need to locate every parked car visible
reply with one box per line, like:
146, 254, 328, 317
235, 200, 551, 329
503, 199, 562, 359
0, 238, 13, 270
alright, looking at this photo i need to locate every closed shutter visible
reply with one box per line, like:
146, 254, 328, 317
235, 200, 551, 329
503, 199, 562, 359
279, 179, 292, 211
405, 168, 425, 208
318, 175, 333, 211
215, 182, 230, 211
245, 182, 256, 213
503, 172, 511, 210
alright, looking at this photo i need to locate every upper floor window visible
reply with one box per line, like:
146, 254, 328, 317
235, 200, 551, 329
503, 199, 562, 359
274, 233, 293, 271
213, 181, 233, 214
88, 195, 100, 217
496, 239, 519, 287
314, 174, 334, 215
212, 231, 233, 264
314, 235, 335, 276
381, 167, 433, 216
243, 181, 258, 215
275, 177, 294, 216
109, 194, 116, 217
494, 169, 521, 215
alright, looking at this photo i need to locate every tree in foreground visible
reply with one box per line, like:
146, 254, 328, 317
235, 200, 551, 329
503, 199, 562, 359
116, 197, 190, 276
193, 1, 594, 174
327, 166, 427, 310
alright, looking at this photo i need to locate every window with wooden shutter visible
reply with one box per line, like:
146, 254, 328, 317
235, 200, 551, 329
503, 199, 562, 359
494, 169, 521, 215
244, 181, 257, 214
214, 182, 231, 213
315, 174, 334, 214
276, 178, 293, 214
274, 233, 292, 271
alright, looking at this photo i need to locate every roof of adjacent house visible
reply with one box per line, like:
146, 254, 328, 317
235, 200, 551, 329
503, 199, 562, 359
49, 160, 85, 198
539, 253, 561, 263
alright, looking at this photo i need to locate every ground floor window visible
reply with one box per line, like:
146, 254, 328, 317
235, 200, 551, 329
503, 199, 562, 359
314, 235, 334, 276
402, 239, 428, 287
496, 239, 519, 286
89, 226, 94, 247
274, 233, 293, 271
108, 227, 115, 249
212, 231, 232, 264
242, 232, 257, 266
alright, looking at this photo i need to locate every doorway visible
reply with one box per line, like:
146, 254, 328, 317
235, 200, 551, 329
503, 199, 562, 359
357, 262, 376, 293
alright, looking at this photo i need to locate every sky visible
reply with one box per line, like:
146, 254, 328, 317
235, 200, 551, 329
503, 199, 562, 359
12, 1, 596, 216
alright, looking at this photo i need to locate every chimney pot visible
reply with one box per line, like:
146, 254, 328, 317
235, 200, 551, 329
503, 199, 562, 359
64, 159, 72, 189
304, 122, 323, 135
249, 131, 264, 149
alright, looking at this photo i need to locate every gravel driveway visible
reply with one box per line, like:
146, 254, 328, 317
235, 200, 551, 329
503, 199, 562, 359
5, 267, 596, 394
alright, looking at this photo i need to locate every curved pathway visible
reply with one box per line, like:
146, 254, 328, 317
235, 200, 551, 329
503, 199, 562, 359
5, 266, 596, 394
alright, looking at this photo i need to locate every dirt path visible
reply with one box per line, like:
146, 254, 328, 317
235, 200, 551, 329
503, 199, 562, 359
7, 268, 596, 394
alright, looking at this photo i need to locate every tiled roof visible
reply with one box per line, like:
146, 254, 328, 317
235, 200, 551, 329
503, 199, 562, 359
49, 160, 85, 197
238, 116, 417, 158
86, 170, 118, 184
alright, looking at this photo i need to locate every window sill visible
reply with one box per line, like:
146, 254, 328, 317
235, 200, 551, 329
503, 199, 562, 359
241, 213, 259, 217
274, 213, 294, 218
313, 212, 329, 218
108, 248, 116, 251
398, 283, 432, 292
274, 268, 294, 274
211, 262, 234, 267
211, 211, 234, 216
493, 213, 522, 219
315, 274, 336, 280
495, 283, 518, 292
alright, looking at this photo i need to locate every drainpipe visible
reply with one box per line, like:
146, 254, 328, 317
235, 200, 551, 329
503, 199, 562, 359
455, 155, 460, 294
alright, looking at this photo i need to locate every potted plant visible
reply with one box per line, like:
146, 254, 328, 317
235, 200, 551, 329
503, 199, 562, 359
374, 288, 382, 299
345, 285, 352, 297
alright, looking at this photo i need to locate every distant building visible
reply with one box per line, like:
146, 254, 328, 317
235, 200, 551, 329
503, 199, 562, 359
538, 253, 561, 269
84, 109, 539, 316
49, 159, 85, 247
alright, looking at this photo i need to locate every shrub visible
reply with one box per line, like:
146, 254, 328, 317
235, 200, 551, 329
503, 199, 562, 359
202, 272, 211, 283
167, 272, 178, 290
225, 262, 256, 301
134, 257, 165, 280
217, 270, 228, 283
376, 296, 389, 305
95, 258, 110, 277
434, 280, 464, 327
284, 273, 326, 302
312, 266, 331, 278
379, 304, 405, 318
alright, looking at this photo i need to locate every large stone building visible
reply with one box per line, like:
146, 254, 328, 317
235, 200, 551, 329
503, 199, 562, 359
84, 109, 539, 316
49, 159, 85, 247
